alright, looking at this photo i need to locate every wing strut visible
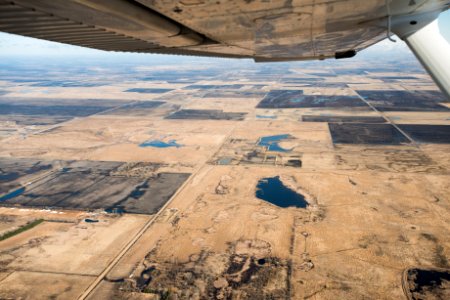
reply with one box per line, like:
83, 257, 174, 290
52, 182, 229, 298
391, 9, 450, 100
403, 20, 450, 99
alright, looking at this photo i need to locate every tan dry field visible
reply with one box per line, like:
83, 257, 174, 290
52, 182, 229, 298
0, 70, 449, 299
0, 116, 236, 173
384, 112, 450, 125
85, 114, 449, 299
91, 165, 449, 299
0, 208, 149, 299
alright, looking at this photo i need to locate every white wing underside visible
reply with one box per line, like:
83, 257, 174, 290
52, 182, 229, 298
0, 0, 448, 61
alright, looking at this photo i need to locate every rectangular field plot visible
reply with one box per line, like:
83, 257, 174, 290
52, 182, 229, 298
280, 78, 325, 83
0, 103, 115, 117
0, 115, 72, 126
356, 90, 448, 111
0, 158, 54, 194
398, 125, 450, 144
0, 97, 126, 117
377, 76, 418, 81
329, 123, 410, 145
0, 160, 190, 214
124, 88, 174, 94
183, 84, 245, 90
257, 90, 369, 109
304, 73, 336, 77
30, 80, 105, 87
202, 91, 267, 98
302, 115, 386, 123
101, 101, 165, 116
280, 80, 347, 88
166, 109, 247, 121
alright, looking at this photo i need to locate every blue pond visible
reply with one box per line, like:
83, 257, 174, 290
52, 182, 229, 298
256, 115, 277, 119
217, 157, 232, 165
85, 218, 99, 223
0, 187, 25, 202
258, 134, 293, 152
256, 176, 308, 208
140, 139, 183, 148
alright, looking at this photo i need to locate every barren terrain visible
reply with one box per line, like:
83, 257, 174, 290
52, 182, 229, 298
0, 58, 448, 299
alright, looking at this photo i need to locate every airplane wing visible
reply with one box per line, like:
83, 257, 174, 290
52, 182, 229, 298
1, 0, 449, 95
0, 0, 446, 59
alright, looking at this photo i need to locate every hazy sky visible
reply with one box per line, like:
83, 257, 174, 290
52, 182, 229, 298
0, 10, 447, 63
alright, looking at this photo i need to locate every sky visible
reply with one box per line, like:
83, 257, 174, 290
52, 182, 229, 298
0, 9, 447, 65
